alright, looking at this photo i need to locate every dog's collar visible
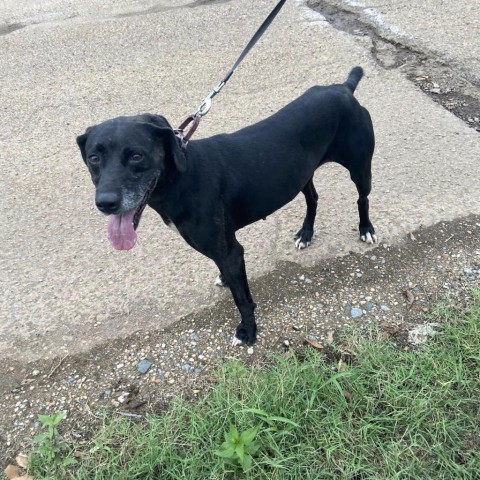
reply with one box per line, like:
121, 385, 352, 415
174, 114, 201, 151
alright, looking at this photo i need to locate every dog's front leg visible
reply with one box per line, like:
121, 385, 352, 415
215, 238, 257, 346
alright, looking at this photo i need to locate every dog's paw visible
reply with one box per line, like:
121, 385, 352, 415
215, 274, 228, 287
361, 232, 377, 244
359, 226, 377, 244
232, 322, 257, 346
294, 228, 313, 250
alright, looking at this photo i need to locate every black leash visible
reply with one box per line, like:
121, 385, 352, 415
174, 0, 287, 149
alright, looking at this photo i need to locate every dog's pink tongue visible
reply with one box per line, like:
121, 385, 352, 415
107, 210, 137, 250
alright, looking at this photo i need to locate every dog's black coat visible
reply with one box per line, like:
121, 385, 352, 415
77, 67, 375, 345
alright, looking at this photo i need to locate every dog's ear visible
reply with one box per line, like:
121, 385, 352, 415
150, 125, 187, 173
76, 127, 93, 161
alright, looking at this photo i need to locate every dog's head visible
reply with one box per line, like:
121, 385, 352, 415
76, 114, 186, 250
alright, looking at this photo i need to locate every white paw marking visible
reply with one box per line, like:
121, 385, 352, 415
361, 232, 378, 244
231, 336, 243, 347
295, 238, 311, 250
215, 275, 226, 287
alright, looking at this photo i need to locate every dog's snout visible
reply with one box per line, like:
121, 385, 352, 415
95, 191, 121, 214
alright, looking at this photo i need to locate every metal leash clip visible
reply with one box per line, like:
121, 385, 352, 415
195, 80, 226, 117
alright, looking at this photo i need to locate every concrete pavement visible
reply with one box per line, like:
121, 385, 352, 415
0, 0, 479, 363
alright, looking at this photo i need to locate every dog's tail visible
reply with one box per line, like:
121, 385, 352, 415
344, 66, 364, 92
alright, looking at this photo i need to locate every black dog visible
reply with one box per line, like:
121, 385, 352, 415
77, 67, 376, 346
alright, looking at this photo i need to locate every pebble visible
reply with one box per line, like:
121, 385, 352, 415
247, 347, 254, 355
463, 268, 473, 276
137, 359, 152, 374
365, 302, 374, 312
181, 364, 194, 372
350, 307, 363, 318
117, 393, 129, 404
381, 305, 390, 312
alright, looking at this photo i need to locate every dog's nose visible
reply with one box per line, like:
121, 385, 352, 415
95, 192, 121, 214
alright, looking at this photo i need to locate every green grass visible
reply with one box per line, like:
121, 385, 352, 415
29, 295, 480, 480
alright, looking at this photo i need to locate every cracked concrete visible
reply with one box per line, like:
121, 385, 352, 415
309, 0, 480, 131
309, 0, 480, 85
1, 0, 479, 364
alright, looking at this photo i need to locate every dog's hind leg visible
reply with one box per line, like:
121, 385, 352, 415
351, 170, 377, 244
212, 236, 257, 345
342, 107, 376, 244
294, 177, 318, 249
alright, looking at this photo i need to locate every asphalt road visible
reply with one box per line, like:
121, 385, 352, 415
1, 0, 479, 363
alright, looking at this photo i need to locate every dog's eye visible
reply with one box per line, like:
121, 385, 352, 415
131, 153, 144, 162
88, 155, 100, 165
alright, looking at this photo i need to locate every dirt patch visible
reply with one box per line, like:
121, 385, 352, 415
308, 0, 480, 133
1, 215, 479, 468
